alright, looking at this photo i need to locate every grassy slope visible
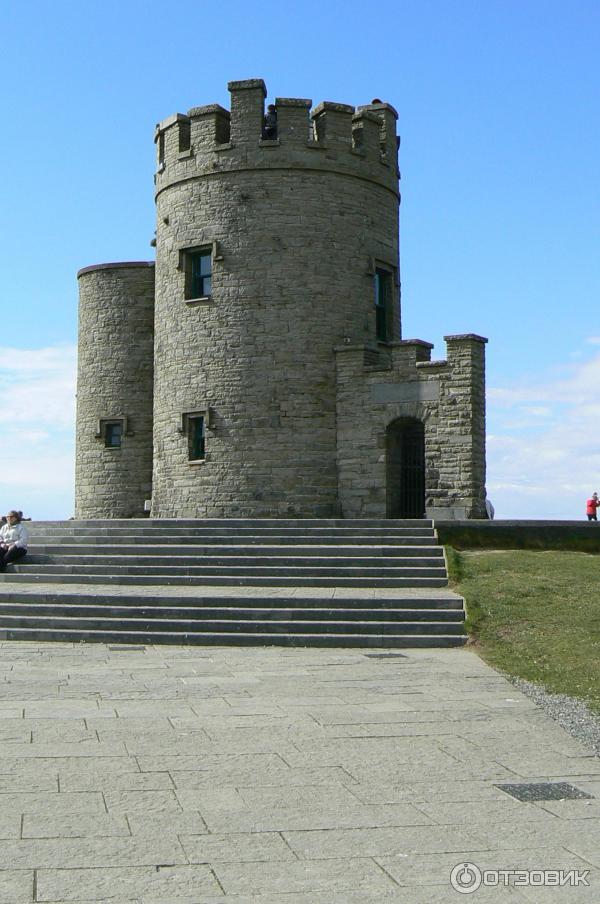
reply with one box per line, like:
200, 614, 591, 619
447, 548, 600, 712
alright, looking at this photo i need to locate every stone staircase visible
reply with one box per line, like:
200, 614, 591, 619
0, 519, 466, 648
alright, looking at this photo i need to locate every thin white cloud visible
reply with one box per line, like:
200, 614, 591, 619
0, 341, 598, 521
488, 349, 600, 518
490, 361, 600, 407
518, 406, 552, 417
0, 345, 76, 518
0, 345, 76, 373
0, 345, 76, 428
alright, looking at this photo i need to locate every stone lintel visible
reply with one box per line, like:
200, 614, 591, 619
445, 434, 472, 445
371, 381, 440, 403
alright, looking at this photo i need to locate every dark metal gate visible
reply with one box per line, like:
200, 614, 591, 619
386, 419, 426, 518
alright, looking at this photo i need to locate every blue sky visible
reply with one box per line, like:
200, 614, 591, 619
1, 0, 598, 519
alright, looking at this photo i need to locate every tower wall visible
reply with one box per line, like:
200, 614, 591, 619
75, 263, 155, 518
335, 334, 487, 519
151, 80, 400, 517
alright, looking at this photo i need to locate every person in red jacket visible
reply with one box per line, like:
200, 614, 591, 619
586, 492, 600, 521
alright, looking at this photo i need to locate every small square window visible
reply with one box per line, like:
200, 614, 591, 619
188, 415, 205, 461
184, 247, 212, 300
104, 422, 122, 448
96, 416, 130, 446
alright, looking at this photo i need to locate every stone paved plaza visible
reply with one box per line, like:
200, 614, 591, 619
1, 642, 600, 902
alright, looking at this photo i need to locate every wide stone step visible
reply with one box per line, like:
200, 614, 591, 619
25, 553, 445, 568
0, 626, 466, 648
0, 519, 461, 646
28, 530, 439, 543
0, 613, 465, 635
0, 592, 464, 610
29, 538, 443, 557
0, 573, 449, 587
0, 603, 464, 622
32, 518, 435, 529
11, 563, 447, 578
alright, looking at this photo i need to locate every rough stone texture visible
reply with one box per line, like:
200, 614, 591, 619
151, 80, 400, 518
335, 335, 487, 519
0, 643, 598, 901
74, 79, 487, 520
75, 263, 155, 518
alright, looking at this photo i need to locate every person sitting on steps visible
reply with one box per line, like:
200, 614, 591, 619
0, 510, 29, 571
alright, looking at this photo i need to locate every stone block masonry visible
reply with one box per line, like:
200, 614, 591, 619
75, 78, 487, 520
75, 263, 154, 518
335, 336, 487, 519
151, 78, 400, 518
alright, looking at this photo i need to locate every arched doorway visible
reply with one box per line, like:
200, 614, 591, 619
386, 418, 426, 518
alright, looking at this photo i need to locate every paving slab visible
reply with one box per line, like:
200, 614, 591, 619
0, 641, 598, 901
35, 864, 221, 900
0, 869, 34, 903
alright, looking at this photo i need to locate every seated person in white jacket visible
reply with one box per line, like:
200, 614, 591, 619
0, 510, 28, 571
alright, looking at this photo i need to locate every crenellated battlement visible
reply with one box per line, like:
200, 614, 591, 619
275, 97, 312, 142
154, 79, 399, 197
187, 105, 231, 149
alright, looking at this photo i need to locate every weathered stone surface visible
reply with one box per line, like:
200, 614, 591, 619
36, 864, 220, 900
75, 78, 487, 520
22, 813, 130, 838
336, 335, 487, 518
0, 643, 599, 900
150, 80, 399, 519
181, 830, 295, 864
75, 263, 154, 519
213, 857, 400, 896
0, 869, 34, 904
0, 791, 104, 816
0, 836, 188, 869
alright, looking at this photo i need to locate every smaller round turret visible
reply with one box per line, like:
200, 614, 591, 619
75, 262, 155, 518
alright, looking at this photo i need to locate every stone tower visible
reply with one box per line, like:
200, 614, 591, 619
75, 262, 154, 518
151, 79, 400, 517
75, 78, 487, 521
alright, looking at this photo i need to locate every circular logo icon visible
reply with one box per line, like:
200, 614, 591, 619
450, 862, 482, 894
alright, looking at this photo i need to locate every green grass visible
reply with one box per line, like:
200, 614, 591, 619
448, 547, 600, 712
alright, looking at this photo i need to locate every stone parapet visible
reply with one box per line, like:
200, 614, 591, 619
154, 80, 399, 201
436, 520, 600, 552
335, 334, 487, 519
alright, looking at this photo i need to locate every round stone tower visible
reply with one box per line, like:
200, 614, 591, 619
75, 262, 155, 518
151, 79, 400, 517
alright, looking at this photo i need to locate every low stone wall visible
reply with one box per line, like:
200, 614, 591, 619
436, 520, 600, 553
